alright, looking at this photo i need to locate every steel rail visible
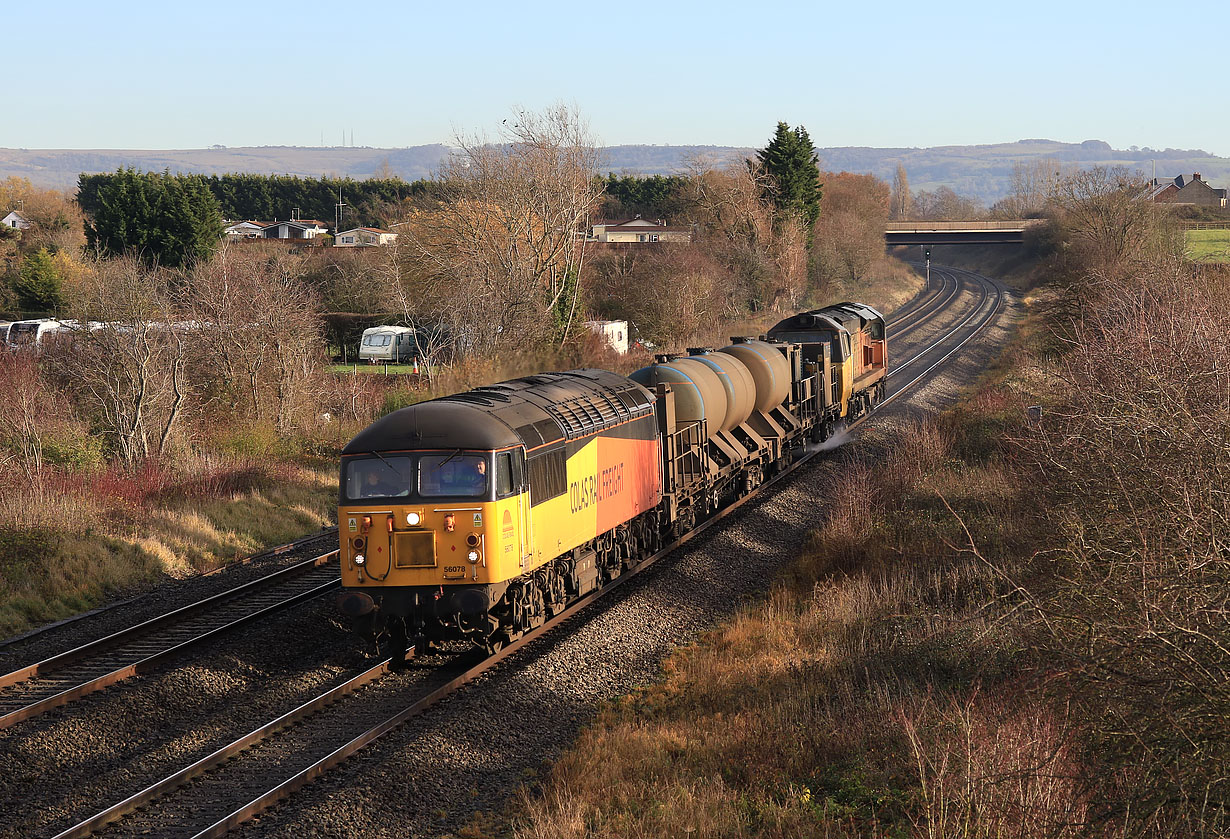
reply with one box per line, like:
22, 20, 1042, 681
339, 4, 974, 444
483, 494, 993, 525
879, 269, 1004, 404
53, 267, 1007, 839
884, 267, 994, 378
886, 266, 963, 339
0, 529, 339, 653
0, 551, 339, 729
883, 272, 946, 327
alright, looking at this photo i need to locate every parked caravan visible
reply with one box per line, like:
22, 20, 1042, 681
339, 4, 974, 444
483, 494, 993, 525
358, 325, 420, 363
6, 319, 66, 349
583, 319, 629, 355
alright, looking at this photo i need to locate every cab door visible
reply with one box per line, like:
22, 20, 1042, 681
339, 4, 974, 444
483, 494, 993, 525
496, 448, 531, 570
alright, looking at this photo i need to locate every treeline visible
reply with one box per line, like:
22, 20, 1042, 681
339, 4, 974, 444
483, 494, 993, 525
79, 170, 436, 233
597, 173, 691, 220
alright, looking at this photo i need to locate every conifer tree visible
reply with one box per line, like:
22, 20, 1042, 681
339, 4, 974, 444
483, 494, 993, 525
755, 122, 822, 228
14, 247, 64, 312
79, 168, 225, 268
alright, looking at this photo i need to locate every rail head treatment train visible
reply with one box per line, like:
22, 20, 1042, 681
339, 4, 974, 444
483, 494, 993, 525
336, 303, 886, 661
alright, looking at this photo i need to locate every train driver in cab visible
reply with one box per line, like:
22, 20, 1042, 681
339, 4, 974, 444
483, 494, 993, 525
352, 459, 407, 498
419, 454, 489, 497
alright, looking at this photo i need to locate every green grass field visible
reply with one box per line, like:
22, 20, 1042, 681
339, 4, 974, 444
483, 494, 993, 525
329, 362, 431, 375
1186, 229, 1230, 262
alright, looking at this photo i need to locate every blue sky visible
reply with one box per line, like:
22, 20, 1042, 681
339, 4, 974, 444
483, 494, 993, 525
8, 0, 1228, 156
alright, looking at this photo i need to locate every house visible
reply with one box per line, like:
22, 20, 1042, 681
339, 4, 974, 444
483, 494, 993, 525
223, 220, 270, 239
334, 227, 399, 247
590, 217, 693, 244
2, 211, 31, 230
1151, 174, 1228, 208
263, 219, 330, 239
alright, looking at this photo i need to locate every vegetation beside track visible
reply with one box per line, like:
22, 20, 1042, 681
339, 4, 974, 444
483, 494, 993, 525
0, 456, 335, 635
510, 173, 1228, 838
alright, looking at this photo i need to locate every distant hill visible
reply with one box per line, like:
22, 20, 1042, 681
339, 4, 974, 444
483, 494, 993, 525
3, 139, 1227, 206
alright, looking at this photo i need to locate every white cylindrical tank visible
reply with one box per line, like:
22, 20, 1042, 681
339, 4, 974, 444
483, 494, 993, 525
687, 350, 755, 431
630, 357, 729, 439
719, 340, 791, 412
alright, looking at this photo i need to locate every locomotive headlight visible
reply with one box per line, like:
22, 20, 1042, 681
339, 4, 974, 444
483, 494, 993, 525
354, 553, 366, 566
467, 550, 479, 563
406, 512, 421, 526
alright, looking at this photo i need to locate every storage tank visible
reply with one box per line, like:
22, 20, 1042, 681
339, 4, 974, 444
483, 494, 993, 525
630, 357, 729, 439
687, 349, 755, 431
719, 339, 791, 413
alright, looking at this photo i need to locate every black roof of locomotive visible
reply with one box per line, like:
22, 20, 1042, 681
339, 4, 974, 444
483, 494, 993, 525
767, 301, 885, 336
342, 368, 655, 456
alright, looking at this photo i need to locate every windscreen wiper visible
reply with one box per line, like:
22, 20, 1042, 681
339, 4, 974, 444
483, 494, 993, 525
370, 450, 405, 476
434, 448, 463, 470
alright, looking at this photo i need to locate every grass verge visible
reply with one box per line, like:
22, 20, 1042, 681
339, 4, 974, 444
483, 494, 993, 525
0, 458, 335, 637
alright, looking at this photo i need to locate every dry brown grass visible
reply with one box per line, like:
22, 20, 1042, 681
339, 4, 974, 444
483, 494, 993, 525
0, 456, 334, 636
511, 251, 1230, 838
512, 380, 1060, 837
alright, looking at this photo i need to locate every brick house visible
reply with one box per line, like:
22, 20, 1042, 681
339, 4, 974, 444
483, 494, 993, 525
1151, 174, 1228, 207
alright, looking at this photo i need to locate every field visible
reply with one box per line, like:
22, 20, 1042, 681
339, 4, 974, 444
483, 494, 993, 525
1186, 228, 1230, 262
329, 362, 431, 376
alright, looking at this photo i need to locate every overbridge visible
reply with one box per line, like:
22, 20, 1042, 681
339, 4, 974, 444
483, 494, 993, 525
885, 220, 1039, 245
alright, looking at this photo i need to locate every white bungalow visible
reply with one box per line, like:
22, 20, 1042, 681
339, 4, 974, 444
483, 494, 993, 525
334, 227, 399, 247
223, 220, 269, 239
263, 219, 330, 240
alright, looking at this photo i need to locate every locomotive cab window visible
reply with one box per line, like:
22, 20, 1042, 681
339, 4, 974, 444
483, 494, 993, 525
345, 456, 412, 500
495, 449, 525, 499
419, 453, 490, 499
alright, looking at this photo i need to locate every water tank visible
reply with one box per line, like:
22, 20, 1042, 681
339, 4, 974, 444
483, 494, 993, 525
719, 340, 791, 412
687, 349, 755, 431
630, 357, 728, 439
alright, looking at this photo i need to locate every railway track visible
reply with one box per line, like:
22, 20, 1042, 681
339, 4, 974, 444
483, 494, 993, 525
0, 529, 338, 656
0, 549, 340, 731
47, 267, 1007, 839
885, 263, 961, 337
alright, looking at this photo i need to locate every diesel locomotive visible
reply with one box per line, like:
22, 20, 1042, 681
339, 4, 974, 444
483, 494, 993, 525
336, 302, 887, 660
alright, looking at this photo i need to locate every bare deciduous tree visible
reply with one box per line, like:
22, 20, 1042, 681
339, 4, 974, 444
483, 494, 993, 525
684, 158, 807, 314
913, 186, 984, 220
992, 159, 1063, 218
1047, 166, 1176, 279
187, 244, 324, 433
397, 104, 601, 354
45, 256, 188, 466
814, 171, 891, 286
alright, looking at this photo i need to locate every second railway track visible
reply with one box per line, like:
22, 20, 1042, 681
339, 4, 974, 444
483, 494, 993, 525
0, 549, 340, 730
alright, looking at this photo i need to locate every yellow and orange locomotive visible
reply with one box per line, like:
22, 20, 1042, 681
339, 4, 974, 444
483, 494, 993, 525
337, 303, 886, 659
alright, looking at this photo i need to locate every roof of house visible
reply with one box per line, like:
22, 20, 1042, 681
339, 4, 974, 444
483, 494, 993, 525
270, 219, 330, 230
596, 217, 667, 227
338, 227, 395, 235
